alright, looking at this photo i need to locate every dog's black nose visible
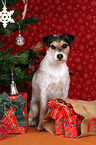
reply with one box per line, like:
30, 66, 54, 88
57, 54, 63, 60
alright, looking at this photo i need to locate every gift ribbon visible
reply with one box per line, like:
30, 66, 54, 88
48, 99, 72, 109
88, 117, 96, 131
48, 99, 74, 124
81, 105, 96, 132
0, 92, 27, 126
48, 99, 62, 108
48, 99, 62, 119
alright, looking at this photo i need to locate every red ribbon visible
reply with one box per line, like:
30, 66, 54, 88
48, 99, 74, 123
88, 117, 96, 131
48, 99, 61, 108
48, 99, 62, 119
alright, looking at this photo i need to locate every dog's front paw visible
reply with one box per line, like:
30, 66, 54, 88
37, 123, 44, 131
28, 118, 36, 127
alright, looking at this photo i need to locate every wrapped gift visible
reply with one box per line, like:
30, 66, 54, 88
43, 98, 96, 137
48, 99, 84, 138
0, 92, 29, 140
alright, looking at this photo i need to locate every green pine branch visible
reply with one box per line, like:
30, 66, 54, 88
0, 48, 38, 88
0, 15, 38, 36
0, 43, 4, 47
0, 0, 20, 10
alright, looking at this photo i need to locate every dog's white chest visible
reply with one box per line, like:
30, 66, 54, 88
38, 58, 70, 99
46, 68, 70, 99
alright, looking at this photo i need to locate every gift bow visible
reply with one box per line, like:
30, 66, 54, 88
48, 99, 74, 124
88, 117, 96, 130
48, 99, 62, 119
0, 92, 27, 126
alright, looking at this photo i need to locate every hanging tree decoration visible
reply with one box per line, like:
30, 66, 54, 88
15, 0, 28, 46
10, 69, 19, 95
0, 0, 15, 28
15, 24, 25, 46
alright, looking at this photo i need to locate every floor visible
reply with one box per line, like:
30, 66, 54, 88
1, 127, 96, 145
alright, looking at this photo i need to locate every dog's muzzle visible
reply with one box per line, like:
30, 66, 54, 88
54, 51, 67, 62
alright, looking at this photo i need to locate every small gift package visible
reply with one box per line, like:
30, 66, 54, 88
0, 92, 29, 140
43, 98, 96, 138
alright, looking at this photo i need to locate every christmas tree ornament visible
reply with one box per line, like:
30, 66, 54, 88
15, 25, 25, 46
15, 0, 28, 46
0, 0, 15, 28
10, 69, 19, 95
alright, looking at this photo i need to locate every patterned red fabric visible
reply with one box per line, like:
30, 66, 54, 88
55, 115, 77, 137
48, 99, 84, 138
0, 116, 9, 140
0, 107, 27, 140
0, 0, 96, 101
0, 93, 29, 140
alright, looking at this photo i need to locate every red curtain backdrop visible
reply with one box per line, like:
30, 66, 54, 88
1, 0, 96, 101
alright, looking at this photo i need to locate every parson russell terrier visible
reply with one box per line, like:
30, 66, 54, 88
28, 33, 75, 131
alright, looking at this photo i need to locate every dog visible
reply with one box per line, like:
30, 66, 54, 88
28, 33, 74, 131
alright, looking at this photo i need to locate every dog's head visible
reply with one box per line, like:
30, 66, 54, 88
42, 33, 74, 63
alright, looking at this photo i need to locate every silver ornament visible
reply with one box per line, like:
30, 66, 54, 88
15, 33, 25, 46
10, 69, 18, 95
15, 24, 25, 46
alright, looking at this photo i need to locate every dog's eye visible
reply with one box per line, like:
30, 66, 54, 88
62, 44, 68, 49
50, 45, 56, 49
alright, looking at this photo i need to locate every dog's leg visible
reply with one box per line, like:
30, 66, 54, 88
28, 98, 39, 127
37, 91, 47, 131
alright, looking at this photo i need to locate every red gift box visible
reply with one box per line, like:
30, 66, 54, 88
48, 99, 84, 138
0, 92, 29, 140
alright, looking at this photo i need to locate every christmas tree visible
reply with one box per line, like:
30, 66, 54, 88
0, 0, 38, 42
0, 0, 43, 89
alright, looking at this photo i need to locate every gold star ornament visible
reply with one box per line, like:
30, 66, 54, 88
0, 5, 15, 28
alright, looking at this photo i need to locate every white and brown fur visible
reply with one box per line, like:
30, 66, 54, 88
28, 33, 74, 131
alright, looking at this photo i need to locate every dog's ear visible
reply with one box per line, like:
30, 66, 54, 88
63, 33, 75, 46
42, 34, 53, 47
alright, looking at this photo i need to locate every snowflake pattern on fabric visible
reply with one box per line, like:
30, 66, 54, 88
0, 5, 14, 28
